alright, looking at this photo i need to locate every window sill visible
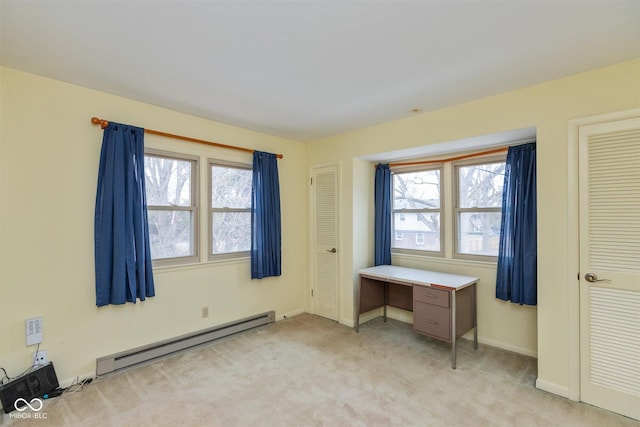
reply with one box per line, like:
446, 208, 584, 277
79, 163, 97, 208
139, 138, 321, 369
392, 251, 497, 270
152, 256, 250, 274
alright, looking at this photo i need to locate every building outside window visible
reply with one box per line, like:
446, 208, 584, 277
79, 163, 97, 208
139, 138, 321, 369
392, 168, 442, 254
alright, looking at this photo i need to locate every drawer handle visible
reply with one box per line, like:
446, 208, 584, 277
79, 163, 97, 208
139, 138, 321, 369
423, 319, 439, 325
424, 293, 437, 298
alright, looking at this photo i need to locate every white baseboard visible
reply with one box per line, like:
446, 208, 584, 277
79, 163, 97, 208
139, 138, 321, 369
339, 317, 354, 327
278, 309, 305, 321
55, 311, 301, 393
535, 378, 570, 398
60, 371, 96, 389
357, 308, 539, 358
355, 309, 384, 325
386, 307, 413, 324
340, 308, 383, 328
475, 336, 538, 358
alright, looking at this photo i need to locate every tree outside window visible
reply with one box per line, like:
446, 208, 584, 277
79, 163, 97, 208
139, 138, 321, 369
455, 160, 505, 258
209, 162, 252, 259
392, 168, 442, 253
144, 152, 198, 264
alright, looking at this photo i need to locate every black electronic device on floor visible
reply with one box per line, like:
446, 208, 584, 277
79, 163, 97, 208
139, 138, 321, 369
0, 362, 59, 413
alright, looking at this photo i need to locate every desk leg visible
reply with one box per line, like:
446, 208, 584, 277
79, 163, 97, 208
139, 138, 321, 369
451, 290, 457, 369
355, 276, 361, 333
473, 283, 478, 350
383, 282, 388, 323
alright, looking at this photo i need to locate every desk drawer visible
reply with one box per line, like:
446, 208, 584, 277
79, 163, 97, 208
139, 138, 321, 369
413, 301, 450, 340
413, 286, 449, 308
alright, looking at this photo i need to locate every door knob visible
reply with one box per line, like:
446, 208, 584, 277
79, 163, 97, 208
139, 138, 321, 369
327, 248, 337, 253
584, 273, 611, 283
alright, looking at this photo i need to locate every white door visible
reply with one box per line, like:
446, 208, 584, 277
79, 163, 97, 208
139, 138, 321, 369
311, 165, 339, 321
579, 118, 640, 421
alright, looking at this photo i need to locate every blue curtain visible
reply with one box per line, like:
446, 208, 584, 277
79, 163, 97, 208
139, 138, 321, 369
496, 143, 537, 305
251, 151, 282, 279
374, 163, 392, 266
94, 122, 155, 307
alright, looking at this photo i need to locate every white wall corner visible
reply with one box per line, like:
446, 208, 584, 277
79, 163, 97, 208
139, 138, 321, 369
278, 309, 306, 321
344, 308, 384, 329
535, 377, 570, 399
339, 318, 355, 328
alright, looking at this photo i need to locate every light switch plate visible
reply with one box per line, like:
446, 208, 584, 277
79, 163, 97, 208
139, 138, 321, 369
26, 317, 43, 345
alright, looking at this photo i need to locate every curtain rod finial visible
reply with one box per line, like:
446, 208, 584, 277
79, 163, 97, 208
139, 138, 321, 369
91, 117, 109, 129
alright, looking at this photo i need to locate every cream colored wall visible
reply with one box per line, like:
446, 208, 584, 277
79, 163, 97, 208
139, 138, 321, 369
307, 59, 640, 396
0, 67, 308, 384
2, 59, 639, 399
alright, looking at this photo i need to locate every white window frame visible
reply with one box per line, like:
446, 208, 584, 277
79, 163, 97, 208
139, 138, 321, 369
208, 159, 252, 261
452, 155, 506, 261
391, 165, 444, 257
144, 149, 199, 267
388, 151, 508, 263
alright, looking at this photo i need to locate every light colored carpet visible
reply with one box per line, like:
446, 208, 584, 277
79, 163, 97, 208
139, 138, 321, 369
3, 314, 637, 426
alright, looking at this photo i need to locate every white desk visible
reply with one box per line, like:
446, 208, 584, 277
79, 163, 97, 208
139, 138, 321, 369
355, 265, 479, 369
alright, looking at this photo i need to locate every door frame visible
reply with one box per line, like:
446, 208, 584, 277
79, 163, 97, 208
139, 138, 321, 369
566, 108, 640, 401
308, 162, 341, 320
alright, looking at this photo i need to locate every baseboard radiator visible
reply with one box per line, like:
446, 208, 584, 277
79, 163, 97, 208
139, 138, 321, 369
96, 311, 275, 376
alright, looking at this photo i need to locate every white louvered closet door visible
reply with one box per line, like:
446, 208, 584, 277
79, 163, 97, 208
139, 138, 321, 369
579, 118, 640, 421
311, 165, 339, 321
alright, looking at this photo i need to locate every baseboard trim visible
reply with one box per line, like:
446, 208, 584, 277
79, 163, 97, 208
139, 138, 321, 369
352, 309, 383, 327
339, 318, 354, 327
279, 309, 305, 321
63, 311, 300, 392
535, 378, 570, 398
476, 337, 537, 358
386, 307, 414, 324
97, 311, 275, 376
340, 308, 383, 328
61, 371, 96, 389
370, 309, 539, 358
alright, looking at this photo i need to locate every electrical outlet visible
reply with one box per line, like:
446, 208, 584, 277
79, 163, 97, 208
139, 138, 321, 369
201, 307, 209, 319
33, 350, 48, 366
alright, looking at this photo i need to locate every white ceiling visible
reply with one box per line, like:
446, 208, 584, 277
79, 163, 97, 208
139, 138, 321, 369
1, 1, 639, 142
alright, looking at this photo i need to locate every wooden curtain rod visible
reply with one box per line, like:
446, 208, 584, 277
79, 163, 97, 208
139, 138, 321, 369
387, 147, 508, 168
91, 117, 283, 159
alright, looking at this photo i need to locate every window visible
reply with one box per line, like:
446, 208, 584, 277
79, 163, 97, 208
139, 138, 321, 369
209, 161, 252, 260
389, 153, 507, 261
392, 168, 442, 254
454, 159, 505, 259
144, 151, 198, 265
144, 150, 254, 266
